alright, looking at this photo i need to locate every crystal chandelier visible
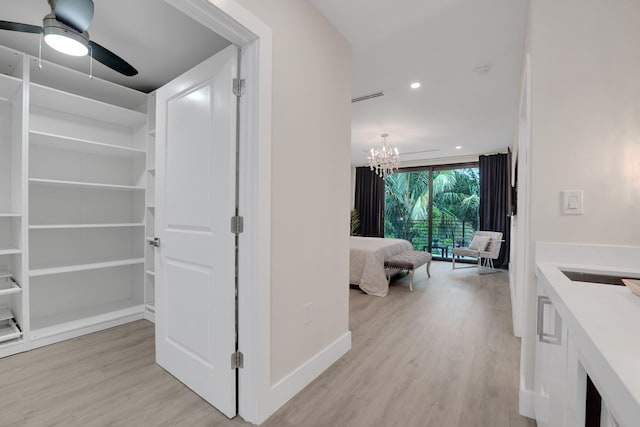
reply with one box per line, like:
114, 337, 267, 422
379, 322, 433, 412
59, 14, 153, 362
368, 133, 400, 178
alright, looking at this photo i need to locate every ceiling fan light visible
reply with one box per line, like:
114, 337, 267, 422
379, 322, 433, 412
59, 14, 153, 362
43, 17, 89, 57
44, 33, 88, 56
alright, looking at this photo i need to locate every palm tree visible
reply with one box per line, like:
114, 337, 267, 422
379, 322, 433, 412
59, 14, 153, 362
384, 171, 429, 243
384, 168, 480, 248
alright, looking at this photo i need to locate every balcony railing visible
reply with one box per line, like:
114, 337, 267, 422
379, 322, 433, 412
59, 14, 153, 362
384, 218, 478, 260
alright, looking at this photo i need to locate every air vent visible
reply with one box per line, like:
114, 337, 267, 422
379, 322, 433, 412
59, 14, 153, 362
352, 92, 384, 103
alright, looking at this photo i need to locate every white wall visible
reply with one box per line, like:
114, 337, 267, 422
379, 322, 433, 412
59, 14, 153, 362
236, 0, 352, 393
519, 0, 640, 403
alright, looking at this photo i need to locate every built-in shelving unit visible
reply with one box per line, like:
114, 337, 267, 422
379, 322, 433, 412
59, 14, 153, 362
144, 92, 156, 323
23, 48, 149, 349
0, 51, 27, 356
0, 43, 154, 357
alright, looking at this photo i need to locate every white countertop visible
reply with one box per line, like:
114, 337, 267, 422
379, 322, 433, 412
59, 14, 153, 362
536, 259, 640, 427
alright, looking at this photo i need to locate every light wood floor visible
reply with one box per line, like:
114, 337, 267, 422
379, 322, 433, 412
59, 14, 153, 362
0, 261, 535, 426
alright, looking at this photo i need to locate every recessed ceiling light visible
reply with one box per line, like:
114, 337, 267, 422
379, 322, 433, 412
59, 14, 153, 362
474, 65, 491, 75
410, 82, 421, 89
455, 146, 462, 150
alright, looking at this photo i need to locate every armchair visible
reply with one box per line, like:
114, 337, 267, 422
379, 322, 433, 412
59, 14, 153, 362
452, 231, 503, 273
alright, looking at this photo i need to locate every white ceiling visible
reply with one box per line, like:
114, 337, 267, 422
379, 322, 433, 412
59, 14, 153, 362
1, 0, 528, 165
309, 0, 529, 165
0, 0, 231, 93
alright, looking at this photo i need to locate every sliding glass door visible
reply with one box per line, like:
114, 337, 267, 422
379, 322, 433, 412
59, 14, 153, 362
384, 164, 479, 260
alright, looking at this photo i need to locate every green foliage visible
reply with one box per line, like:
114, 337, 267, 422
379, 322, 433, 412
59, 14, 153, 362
384, 167, 480, 249
350, 209, 360, 236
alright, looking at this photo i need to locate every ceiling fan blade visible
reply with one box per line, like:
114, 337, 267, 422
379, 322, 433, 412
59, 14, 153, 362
54, 0, 94, 33
0, 20, 43, 34
89, 40, 137, 77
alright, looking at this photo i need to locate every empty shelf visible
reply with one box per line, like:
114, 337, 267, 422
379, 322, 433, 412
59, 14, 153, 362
30, 223, 145, 230
0, 277, 21, 297
30, 83, 147, 127
145, 270, 155, 277
0, 73, 21, 99
30, 258, 145, 277
0, 247, 21, 256
29, 178, 144, 191
0, 318, 22, 344
30, 300, 144, 341
0, 213, 20, 217
30, 131, 146, 158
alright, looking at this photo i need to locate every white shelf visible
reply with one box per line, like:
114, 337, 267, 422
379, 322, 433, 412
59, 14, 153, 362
0, 270, 10, 279
0, 277, 21, 297
0, 73, 21, 100
30, 83, 147, 127
145, 270, 155, 277
0, 247, 21, 256
0, 213, 20, 218
30, 257, 145, 277
30, 131, 146, 158
29, 178, 144, 191
30, 223, 145, 230
0, 306, 14, 321
0, 319, 22, 344
30, 300, 144, 340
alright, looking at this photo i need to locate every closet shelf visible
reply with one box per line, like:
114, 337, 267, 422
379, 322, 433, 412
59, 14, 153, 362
30, 257, 144, 277
30, 300, 144, 342
145, 270, 155, 277
30, 83, 147, 127
29, 178, 144, 191
0, 247, 21, 256
29, 131, 146, 158
0, 277, 21, 297
0, 270, 10, 279
29, 223, 145, 230
0, 213, 20, 217
0, 73, 21, 99
0, 318, 22, 344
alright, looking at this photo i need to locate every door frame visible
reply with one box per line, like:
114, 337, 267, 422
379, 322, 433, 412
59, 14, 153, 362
165, 0, 272, 423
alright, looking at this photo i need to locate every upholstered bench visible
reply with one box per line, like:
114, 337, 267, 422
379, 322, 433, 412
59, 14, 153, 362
384, 251, 432, 292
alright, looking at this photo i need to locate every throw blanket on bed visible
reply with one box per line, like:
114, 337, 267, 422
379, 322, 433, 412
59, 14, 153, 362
349, 236, 413, 297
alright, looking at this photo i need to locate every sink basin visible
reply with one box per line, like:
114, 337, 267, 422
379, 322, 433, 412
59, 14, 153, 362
560, 270, 639, 286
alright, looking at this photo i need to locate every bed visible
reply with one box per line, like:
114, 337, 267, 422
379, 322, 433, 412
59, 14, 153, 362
349, 236, 413, 297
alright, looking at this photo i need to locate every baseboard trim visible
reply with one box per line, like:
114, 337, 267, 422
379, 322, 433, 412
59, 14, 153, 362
519, 386, 536, 419
269, 331, 351, 414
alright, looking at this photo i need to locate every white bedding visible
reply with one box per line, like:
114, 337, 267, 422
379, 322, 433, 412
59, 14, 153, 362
349, 236, 413, 297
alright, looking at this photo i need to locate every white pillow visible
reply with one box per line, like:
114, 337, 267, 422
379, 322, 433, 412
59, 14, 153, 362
468, 236, 490, 251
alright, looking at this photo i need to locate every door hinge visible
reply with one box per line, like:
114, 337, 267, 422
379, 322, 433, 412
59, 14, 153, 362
233, 78, 246, 97
231, 351, 244, 369
230, 215, 244, 234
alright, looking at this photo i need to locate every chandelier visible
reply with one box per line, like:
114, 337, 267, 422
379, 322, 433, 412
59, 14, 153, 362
368, 133, 400, 178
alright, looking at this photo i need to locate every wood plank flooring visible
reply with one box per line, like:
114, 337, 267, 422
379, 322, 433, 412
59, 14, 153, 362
0, 261, 535, 426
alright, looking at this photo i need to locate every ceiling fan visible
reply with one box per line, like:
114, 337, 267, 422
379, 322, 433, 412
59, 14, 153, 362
0, 0, 137, 76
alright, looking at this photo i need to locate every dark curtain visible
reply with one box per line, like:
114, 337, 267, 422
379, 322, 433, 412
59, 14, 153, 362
354, 167, 384, 237
479, 153, 510, 268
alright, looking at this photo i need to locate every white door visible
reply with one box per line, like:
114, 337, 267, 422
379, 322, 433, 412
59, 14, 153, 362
155, 45, 238, 418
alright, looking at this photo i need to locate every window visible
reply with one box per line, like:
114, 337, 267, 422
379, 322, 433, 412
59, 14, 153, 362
384, 164, 479, 259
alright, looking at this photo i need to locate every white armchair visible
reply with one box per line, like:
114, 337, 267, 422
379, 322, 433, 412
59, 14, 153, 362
452, 231, 503, 273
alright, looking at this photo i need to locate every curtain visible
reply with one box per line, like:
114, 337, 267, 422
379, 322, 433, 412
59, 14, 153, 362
354, 167, 384, 237
479, 153, 510, 268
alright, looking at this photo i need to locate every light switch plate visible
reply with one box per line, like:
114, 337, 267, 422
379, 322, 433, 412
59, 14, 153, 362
562, 190, 583, 215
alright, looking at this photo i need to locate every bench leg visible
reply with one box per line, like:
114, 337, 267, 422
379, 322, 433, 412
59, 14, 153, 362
452, 255, 456, 269
408, 269, 414, 292
426, 260, 431, 278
